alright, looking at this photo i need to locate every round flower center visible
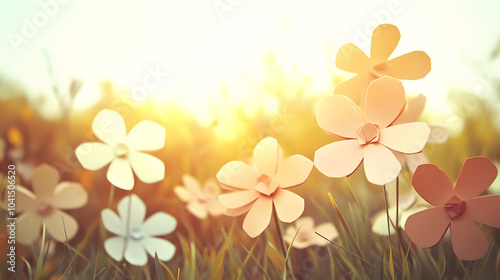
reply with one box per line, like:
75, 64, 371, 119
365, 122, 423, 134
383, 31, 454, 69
36, 200, 55, 217
445, 195, 466, 219
370, 62, 389, 78
129, 227, 144, 240
357, 123, 380, 145
255, 174, 279, 196
297, 230, 311, 243
114, 143, 130, 159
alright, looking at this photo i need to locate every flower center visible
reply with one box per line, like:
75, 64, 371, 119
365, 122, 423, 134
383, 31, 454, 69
444, 195, 466, 219
114, 142, 130, 159
195, 194, 208, 204
297, 230, 310, 243
130, 227, 144, 240
370, 62, 389, 78
254, 174, 279, 196
36, 200, 55, 217
357, 123, 380, 145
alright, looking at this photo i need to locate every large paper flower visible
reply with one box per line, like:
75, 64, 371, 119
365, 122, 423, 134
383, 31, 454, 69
334, 24, 431, 103
101, 194, 177, 266
75, 109, 166, 190
174, 174, 225, 219
14, 164, 87, 244
314, 76, 431, 185
393, 94, 449, 173
217, 137, 313, 238
405, 157, 500, 260
284, 217, 338, 249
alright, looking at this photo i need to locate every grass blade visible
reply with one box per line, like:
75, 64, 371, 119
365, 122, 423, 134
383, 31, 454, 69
34, 223, 46, 280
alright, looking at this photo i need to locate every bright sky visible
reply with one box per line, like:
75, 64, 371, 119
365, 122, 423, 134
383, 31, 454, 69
0, 0, 499, 132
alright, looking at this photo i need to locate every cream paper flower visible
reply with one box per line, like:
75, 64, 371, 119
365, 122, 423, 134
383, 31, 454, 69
101, 194, 177, 266
75, 109, 166, 190
14, 164, 88, 244
284, 217, 338, 249
174, 175, 225, 219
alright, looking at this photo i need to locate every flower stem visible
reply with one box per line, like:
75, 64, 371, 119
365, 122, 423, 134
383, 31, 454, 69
272, 209, 295, 279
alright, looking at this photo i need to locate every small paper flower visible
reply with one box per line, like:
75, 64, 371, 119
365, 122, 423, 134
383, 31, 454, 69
14, 164, 88, 244
314, 76, 431, 185
405, 157, 500, 260
334, 24, 431, 103
284, 217, 338, 249
101, 194, 177, 266
392, 94, 449, 173
75, 109, 166, 190
217, 137, 313, 238
174, 174, 225, 219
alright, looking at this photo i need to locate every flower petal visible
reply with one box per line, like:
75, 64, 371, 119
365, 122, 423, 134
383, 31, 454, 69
126, 120, 166, 151
275, 155, 313, 188
31, 164, 59, 198
450, 216, 488, 260
208, 199, 225, 216
316, 95, 365, 139
363, 144, 401, 185
17, 212, 42, 244
129, 151, 165, 184
75, 142, 114, 171
15, 187, 36, 212
454, 157, 498, 201
333, 74, 369, 103
412, 164, 454, 206
465, 195, 500, 227
187, 203, 208, 219
143, 212, 177, 236
104, 236, 125, 262
174, 186, 193, 202
428, 125, 449, 144
217, 161, 259, 190
107, 158, 134, 190
379, 123, 430, 153
314, 222, 338, 245
294, 217, 315, 232
118, 194, 146, 229
218, 190, 260, 209
335, 43, 369, 73
370, 24, 400, 62
273, 189, 304, 223
371, 207, 398, 236
387, 51, 431, 80
364, 76, 406, 128
314, 140, 364, 178
393, 94, 426, 125
51, 182, 88, 209
142, 237, 176, 262
405, 152, 429, 174
92, 109, 126, 146
254, 137, 282, 177
243, 197, 273, 238
182, 174, 202, 193
225, 202, 253, 217
125, 239, 148, 266
101, 209, 125, 236
45, 210, 79, 242
404, 207, 450, 248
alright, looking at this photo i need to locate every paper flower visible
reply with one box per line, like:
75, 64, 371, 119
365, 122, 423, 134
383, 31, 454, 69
174, 174, 225, 219
314, 76, 431, 185
334, 24, 431, 103
217, 137, 313, 238
392, 94, 449, 173
75, 109, 166, 190
405, 157, 500, 260
284, 217, 338, 249
14, 164, 87, 244
101, 194, 177, 266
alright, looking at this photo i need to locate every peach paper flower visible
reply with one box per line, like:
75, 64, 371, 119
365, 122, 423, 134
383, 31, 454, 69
335, 24, 431, 104
75, 109, 166, 190
174, 174, 225, 219
314, 76, 431, 185
14, 164, 88, 244
217, 137, 313, 238
284, 217, 338, 249
405, 157, 500, 260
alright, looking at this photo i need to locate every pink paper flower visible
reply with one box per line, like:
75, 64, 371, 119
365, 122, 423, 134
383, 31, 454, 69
284, 217, 338, 249
314, 76, 431, 185
217, 137, 313, 238
335, 24, 431, 104
405, 157, 500, 260
174, 175, 225, 219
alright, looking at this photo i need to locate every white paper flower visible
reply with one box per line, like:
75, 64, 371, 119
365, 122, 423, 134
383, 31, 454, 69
101, 194, 177, 266
75, 109, 166, 190
14, 164, 88, 244
284, 217, 338, 249
174, 175, 225, 219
